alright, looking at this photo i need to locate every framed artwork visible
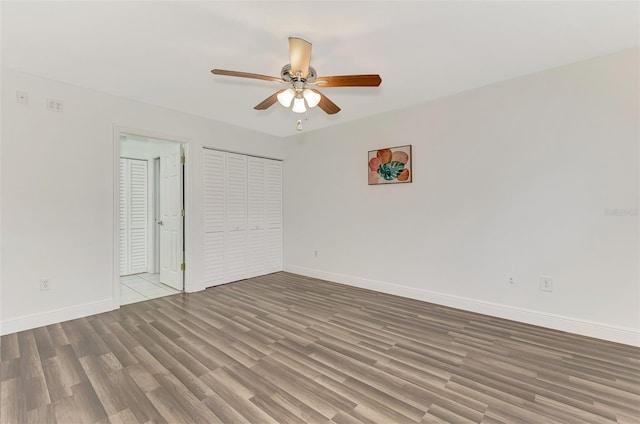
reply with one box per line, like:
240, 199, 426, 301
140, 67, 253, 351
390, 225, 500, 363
368, 145, 412, 185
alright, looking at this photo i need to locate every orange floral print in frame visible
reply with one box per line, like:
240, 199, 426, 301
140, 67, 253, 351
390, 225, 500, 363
368, 145, 412, 185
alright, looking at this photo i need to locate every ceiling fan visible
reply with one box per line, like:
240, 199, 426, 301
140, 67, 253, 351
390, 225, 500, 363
211, 37, 382, 115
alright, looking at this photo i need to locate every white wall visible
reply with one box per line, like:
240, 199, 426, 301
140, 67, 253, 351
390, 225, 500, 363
0, 68, 283, 335
284, 48, 640, 346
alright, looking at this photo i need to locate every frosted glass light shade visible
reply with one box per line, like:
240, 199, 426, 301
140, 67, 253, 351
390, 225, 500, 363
303, 89, 321, 108
277, 88, 295, 107
292, 97, 307, 113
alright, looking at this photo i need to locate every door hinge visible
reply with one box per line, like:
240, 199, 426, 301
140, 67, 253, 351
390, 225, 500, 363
180, 155, 185, 165
181, 209, 185, 217
180, 263, 186, 271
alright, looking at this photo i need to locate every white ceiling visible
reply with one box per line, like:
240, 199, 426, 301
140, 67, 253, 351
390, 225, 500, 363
2, 1, 638, 137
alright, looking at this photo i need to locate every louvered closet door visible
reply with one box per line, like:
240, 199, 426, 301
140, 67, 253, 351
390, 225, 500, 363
119, 159, 129, 274
265, 159, 283, 273
119, 158, 148, 276
128, 160, 148, 273
225, 153, 247, 282
202, 149, 282, 285
247, 157, 266, 278
203, 150, 225, 286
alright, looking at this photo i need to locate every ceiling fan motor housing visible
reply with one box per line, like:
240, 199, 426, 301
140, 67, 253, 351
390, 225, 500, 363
281, 64, 316, 83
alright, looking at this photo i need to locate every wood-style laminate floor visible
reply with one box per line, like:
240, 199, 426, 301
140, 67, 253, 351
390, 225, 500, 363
1, 272, 639, 423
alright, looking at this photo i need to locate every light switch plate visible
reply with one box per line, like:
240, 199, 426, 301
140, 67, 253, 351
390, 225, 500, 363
540, 275, 553, 292
16, 91, 28, 104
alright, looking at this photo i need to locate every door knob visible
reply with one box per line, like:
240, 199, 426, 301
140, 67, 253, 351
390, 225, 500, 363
158, 220, 163, 226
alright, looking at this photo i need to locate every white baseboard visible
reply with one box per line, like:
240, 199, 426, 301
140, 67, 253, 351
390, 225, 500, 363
186, 281, 213, 293
284, 264, 640, 347
0, 299, 113, 336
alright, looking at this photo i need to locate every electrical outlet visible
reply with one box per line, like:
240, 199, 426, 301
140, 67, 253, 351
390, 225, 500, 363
16, 91, 28, 104
508, 277, 515, 285
314, 250, 318, 257
40, 279, 51, 291
540, 275, 553, 292
47, 98, 63, 112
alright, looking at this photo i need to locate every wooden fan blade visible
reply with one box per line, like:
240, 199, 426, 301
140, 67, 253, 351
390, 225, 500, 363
211, 69, 282, 83
254, 90, 284, 110
289, 37, 312, 78
311, 89, 341, 115
315, 74, 382, 87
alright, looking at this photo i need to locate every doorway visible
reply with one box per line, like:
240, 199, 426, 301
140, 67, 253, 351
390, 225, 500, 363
118, 132, 185, 305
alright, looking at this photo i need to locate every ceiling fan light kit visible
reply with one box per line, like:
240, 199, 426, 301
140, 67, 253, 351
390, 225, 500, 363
211, 37, 381, 121
278, 88, 321, 113
302, 89, 321, 108
277, 88, 295, 107
292, 96, 307, 114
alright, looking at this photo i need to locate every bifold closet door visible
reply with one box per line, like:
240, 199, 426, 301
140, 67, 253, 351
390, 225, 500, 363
119, 160, 129, 274
247, 157, 266, 278
203, 149, 282, 287
265, 159, 282, 273
203, 150, 225, 285
225, 153, 248, 281
119, 158, 148, 276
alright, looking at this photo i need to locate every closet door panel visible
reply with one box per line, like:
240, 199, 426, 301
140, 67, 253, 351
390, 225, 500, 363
224, 153, 247, 281
204, 232, 224, 284
247, 157, 266, 230
247, 157, 266, 277
265, 159, 282, 273
247, 229, 265, 277
265, 228, 282, 272
128, 160, 148, 273
226, 153, 247, 232
119, 159, 129, 275
225, 230, 246, 281
203, 150, 226, 285
120, 158, 147, 276
204, 151, 225, 233
265, 160, 282, 229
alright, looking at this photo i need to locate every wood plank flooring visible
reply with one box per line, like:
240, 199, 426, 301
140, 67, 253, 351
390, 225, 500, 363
1, 272, 639, 423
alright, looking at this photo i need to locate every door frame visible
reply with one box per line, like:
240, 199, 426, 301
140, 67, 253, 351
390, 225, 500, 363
113, 125, 190, 309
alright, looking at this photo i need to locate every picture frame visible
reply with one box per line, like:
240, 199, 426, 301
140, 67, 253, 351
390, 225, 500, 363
368, 144, 412, 185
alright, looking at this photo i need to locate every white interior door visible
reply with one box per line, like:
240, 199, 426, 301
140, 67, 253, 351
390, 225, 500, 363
159, 143, 183, 290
